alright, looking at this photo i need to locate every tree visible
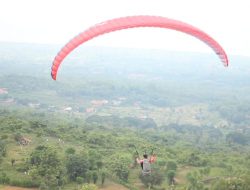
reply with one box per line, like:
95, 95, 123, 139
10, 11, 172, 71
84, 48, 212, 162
11, 158, 15, 166
65, 147, 76, 155
29, 145, 65, 189
76, 177, 84, 189
76, 177, 84, 185
6, 117, 24, 132
101, 170, 106, 186
186, 171, 205, 190
14, 133, 22, 142
30, 120, 47, 129
66, 154, 90, 181
186, 153, 207, 167
88, 150, 101, 170
167, 170, 176, 185
167, 161, 177, 171
96, 161, 103, 170
212, 177, 249, 190
0, 140, 6, 157
0, 172, 10, 184
92, 171, 98, 184
114, 164, 129, 182
139, 168, 164, 189
226, 132, 248, 145
85, 170, 92, 183
108, 153, 131, 182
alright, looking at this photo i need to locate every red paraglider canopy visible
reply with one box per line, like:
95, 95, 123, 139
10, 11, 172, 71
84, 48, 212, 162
51, 15, 228, 80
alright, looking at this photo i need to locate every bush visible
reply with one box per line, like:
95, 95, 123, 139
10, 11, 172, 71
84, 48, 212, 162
1, 135, 8, 140
0, 140, 7, 157
166, 161, 177, 171
65, 147, 76, 155
16, 163, 29, 172
0, 172, 10, 184
14, 133, 22, 142
10, 179, 39, 187
76, 177, 84, 184
39, 182, 49, 190
81, 183, 98, 190
139, 169, 164, 188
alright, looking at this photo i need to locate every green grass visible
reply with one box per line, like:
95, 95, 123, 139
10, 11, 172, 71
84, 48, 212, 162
209, 167, 225, 177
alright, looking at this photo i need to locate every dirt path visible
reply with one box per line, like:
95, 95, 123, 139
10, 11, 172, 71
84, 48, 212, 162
0, 187, 37, 190
1, 183, 129, 190
99, 183, 129, 190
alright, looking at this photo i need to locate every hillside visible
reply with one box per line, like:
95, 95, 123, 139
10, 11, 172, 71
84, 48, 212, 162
0, 42, 250, 190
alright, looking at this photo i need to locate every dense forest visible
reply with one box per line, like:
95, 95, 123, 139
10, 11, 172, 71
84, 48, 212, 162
0, 42, 250, 190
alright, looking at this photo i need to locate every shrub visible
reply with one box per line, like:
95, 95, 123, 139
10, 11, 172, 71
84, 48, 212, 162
10, 179, 39, 187
0, 172, 10, 184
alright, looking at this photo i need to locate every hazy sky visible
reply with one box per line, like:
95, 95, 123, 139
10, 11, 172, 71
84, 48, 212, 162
0, 0, 249, 56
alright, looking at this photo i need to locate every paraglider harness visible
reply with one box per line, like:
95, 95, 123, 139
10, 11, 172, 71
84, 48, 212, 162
134, 146, 156, 175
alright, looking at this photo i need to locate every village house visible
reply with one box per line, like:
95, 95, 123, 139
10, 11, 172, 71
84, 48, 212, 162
64, 107, 72, 111
86, 107, 96, 113
90, 99, 108, 107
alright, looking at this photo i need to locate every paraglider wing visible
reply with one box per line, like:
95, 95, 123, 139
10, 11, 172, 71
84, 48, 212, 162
51, 15, 228, 80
